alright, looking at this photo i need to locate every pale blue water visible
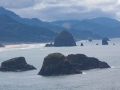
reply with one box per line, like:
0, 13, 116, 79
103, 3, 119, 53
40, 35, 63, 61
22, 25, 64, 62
0, 38, 120, 90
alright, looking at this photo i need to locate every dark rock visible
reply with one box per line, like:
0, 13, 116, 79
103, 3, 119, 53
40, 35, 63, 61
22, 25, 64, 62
67, 54, 110, 70
81, 43, 84, 46
99, 61, 110, 68
45, 43, 54, 47
88, 38, 92, 42
54, 30, 76, 46
38, 53, 110, 76
38, 53, 82, 75
96, 43, 99, 45
0, 57, 36, 71
102, 38, 108, 45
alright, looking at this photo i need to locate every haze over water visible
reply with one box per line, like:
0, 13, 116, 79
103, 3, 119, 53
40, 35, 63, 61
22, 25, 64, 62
0, 38, 119, 90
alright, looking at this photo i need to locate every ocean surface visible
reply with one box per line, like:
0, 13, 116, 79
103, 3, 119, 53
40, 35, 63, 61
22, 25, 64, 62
0, 38, 120, 90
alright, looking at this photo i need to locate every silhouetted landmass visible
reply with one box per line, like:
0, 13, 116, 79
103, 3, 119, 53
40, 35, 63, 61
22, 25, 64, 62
1, 6, 120, 39
51, 18, 120, 38
0, 14, 57, 43
0, 7, 48, 27
0, 57, 36, 71
0, 7, 101, 40
38, 53, 110, 76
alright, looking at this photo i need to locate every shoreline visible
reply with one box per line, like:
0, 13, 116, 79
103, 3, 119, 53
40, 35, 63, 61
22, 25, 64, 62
1, 43, 46, 50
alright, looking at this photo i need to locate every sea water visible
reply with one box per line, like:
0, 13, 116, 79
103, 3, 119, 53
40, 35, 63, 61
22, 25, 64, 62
0, 38, 120, 90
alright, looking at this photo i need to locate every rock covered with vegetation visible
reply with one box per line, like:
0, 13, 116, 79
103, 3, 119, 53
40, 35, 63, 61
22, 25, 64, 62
38, 53, 110, 76
0, 57, 36, 71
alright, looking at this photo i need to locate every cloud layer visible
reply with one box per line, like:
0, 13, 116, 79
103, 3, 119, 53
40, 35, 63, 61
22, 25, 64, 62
0, 0, 119, 21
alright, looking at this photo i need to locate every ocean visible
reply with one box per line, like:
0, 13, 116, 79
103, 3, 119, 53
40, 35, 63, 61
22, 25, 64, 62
0, 38, 120, 90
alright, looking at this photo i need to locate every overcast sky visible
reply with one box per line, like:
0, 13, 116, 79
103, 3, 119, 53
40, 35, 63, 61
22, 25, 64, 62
0, 0, 119, 21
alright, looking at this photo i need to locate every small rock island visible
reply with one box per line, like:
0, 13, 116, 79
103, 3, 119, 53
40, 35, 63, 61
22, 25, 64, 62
0, 57, 36, 71
102, 37, 109, 45
38, 53, 110, 76
45, 30, 76, 47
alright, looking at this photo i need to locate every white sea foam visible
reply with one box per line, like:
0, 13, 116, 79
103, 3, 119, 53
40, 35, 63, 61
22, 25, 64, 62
82, 72, 86, 74
111, 66, 116, 68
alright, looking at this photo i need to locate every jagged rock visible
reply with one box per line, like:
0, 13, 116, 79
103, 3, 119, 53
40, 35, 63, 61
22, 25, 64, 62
0, 57, 36, 71
102, 38, 108, 45
54, 30, 76, 46
38, 53, 110, 76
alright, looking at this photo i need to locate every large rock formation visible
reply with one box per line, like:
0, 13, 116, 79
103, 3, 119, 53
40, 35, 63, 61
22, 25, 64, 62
38, 53, 82, 75
0, 57, 36, 71
54, 30, 76, 46
102, 38, 108, 45
67, 54, 110, 70
38, 53, 110, 76
45, 30, 76, 47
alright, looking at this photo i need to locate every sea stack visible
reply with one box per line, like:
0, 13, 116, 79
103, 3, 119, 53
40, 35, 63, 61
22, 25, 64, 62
54, 30, 76, 46
81, 43, 84, 46
38, 53, 110, 76
102, 38, 108, 45
45, 30, 76, 47
0, 57, 36, 71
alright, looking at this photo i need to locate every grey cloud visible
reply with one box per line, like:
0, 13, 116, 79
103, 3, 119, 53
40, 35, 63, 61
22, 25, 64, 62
1, 0, 118, 21
31, 5, 116, 21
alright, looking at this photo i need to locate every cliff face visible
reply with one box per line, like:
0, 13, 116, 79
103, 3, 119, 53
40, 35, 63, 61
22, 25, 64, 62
54, 30, 76, 46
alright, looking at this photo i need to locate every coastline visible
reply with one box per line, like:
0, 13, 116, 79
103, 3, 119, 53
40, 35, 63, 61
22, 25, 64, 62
0, 43, 47, 50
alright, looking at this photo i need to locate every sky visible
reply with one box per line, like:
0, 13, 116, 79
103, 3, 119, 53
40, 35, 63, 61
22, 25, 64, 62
0, 0, 120, 21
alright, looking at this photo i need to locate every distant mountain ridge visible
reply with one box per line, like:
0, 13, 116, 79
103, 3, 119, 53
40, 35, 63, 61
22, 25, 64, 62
0, 14, 57, 43
1, 6, 120, 38
89, 17, 120, 27
0, 6, 102, 40
51, 18, 120, 37
0, 7, 49, 27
